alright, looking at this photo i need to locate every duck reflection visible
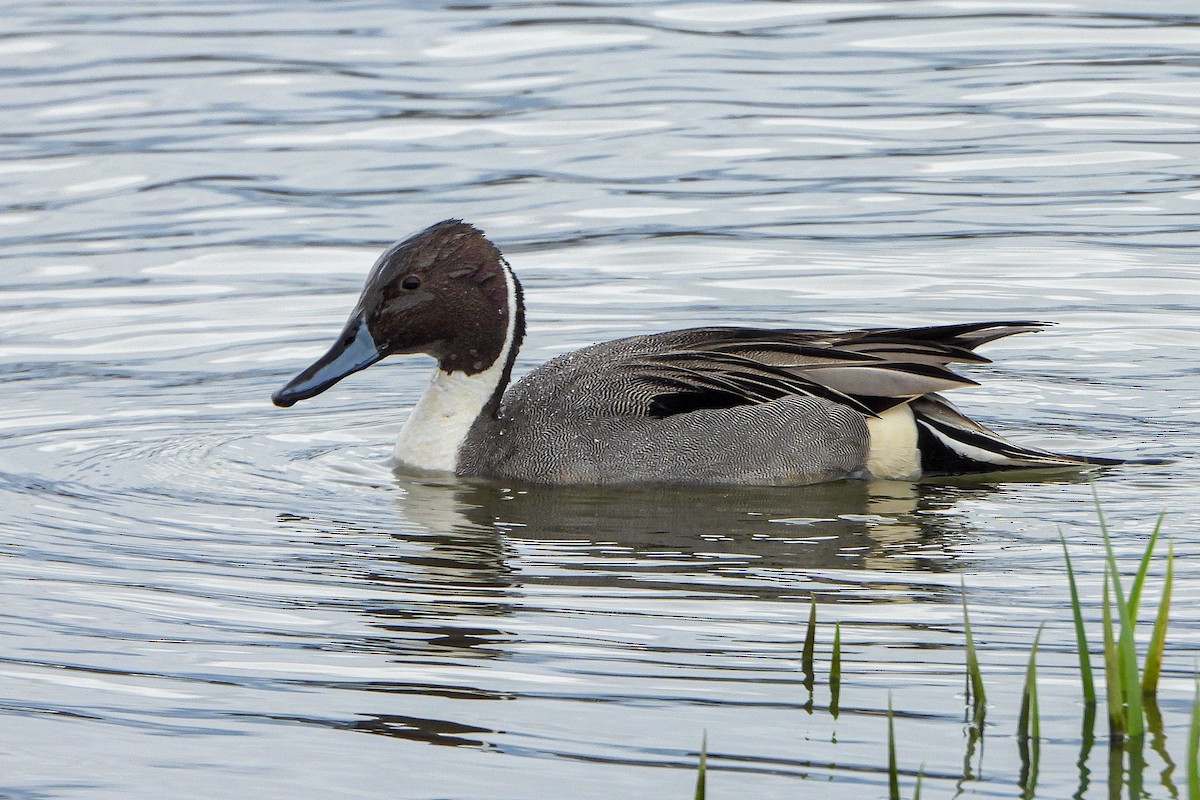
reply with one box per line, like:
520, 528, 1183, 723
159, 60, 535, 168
273, 470, 1099, 747
281, 469, 1097, 619
401, 475, 965, 575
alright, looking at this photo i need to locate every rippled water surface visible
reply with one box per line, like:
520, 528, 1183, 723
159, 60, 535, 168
3, 2, 1200, 798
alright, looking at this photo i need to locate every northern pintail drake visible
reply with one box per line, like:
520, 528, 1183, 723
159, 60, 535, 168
272, 220, 1120, 485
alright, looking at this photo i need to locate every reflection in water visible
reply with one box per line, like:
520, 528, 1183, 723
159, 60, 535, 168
1143, 698, 1178, 797
278, 471, 1110, 659
263, 469, 1134, 771
401, 470, 1105, 576
411, 475, 964, 573
256, 709, 496, 748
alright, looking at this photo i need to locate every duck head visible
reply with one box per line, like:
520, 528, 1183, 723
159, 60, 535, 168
272, 220, 522, 408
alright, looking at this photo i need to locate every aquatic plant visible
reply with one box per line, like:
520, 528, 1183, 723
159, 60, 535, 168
688, 509, 1193, 798
889, 510, 1187, 798
1061, 532, 1096, 705
802, 594, 817, 709
1016, 624, 1042, 797
960, 580, 986, 725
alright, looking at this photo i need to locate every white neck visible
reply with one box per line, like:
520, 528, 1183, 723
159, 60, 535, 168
392, 259, 518, 473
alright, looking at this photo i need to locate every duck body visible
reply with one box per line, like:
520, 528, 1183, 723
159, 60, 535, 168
458, 329, 873, 484
272, 220, 1120, 485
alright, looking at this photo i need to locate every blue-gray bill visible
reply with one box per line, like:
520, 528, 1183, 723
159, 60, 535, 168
272, 315, 381, 408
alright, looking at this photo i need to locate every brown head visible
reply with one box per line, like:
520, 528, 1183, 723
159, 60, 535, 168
272, 220, 524, 407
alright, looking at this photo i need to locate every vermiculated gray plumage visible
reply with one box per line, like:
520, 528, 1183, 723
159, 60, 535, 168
456, 323, 1115, 484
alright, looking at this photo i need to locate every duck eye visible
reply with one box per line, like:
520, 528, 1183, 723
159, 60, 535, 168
401, 275, 421, 291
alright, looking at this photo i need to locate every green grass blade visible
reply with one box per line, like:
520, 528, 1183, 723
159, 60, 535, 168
802, 595, 817, 713
1018, 623, 1044, 741
1126, 512, 1165, 619
1018, 624, 1043, 799
1141, 541, 1173, 698
1090, 482, 1109, 539
1187, 677, 1199, 800
913, 765, 923, 800
1100, 518, 1144, 740
1061, 531, 1096, 706
1116, 607, 1145, 740
1106, 544, 1145, 740
1099, 511, 1127, 615
830, 621, 842, 719
961, 579, 986, 721
888, 694, 900, 800
694, 731, 707, 800
1102, 567, 1125, 740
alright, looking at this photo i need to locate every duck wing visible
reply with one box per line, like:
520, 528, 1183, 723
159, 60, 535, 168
624, 321, 1048, 418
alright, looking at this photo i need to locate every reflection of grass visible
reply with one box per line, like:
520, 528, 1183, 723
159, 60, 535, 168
830, 621, 842, 719
802, 595, 817, 711
690, 510, 1195, 797
1189, 681, 1199, 800
887, 694, 899, 800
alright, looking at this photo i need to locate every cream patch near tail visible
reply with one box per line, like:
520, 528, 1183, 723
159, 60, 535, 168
865, 405, 921, 480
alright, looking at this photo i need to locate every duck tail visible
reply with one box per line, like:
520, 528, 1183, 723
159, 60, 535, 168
911, 394, 1123, 475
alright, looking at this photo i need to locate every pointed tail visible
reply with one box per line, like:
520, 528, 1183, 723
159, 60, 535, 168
912, 394, 1123, 475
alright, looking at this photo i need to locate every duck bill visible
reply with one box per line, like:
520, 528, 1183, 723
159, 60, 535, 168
272, 315, 383, 407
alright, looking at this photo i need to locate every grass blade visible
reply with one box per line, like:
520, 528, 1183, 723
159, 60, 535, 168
1018, 624, 1043, 799
913, 767, 923, 800
830, 621, 842, 719
1018, 623, 1044, 742
1100, 520, 1144, 740
1126, 512, 1165, 619
1099, 511, 1127, 616
1061, 531, 1096, 706
802, 594, 817, 695
961, 579, 986, 721
1141, 541, 1173, 697
1104, 534, 1145, 740
1101, 567, 1125, 740
1116, 607, 1145, 741
694, 731, 707, 800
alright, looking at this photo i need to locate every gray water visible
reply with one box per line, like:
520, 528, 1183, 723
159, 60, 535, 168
2, 1, 1199, 798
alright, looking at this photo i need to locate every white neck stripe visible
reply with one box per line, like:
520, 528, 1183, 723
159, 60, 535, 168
391, 259, 518, 473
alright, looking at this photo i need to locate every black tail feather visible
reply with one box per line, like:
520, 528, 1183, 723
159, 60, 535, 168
912, 395, 1123, 476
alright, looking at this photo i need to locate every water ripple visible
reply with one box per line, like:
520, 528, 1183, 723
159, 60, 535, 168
1, 2, 1199, 799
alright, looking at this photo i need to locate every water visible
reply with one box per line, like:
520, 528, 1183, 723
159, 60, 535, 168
3, 1, 1199, 797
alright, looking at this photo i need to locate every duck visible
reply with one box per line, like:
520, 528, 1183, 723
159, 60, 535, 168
271, 219, 1121, 485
